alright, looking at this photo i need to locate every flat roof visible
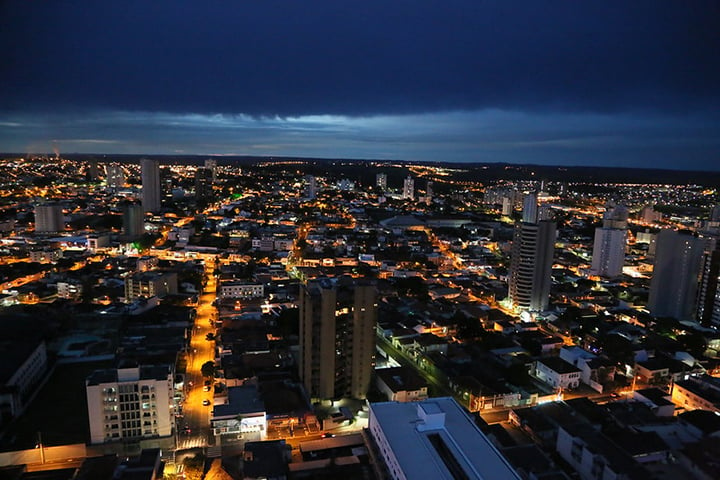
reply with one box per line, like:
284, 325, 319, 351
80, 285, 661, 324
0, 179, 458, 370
370, 397, 521, 480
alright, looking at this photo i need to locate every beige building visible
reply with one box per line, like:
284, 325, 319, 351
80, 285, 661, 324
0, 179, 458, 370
85, 364, 174, 444
124, 271, 177, 302
299, 277, 376, 400
671, 375, 720, 413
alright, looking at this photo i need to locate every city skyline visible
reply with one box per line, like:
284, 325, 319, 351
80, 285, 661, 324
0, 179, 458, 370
1, 2, 719, 170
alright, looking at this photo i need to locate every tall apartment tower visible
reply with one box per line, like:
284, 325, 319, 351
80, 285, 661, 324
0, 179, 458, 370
376, 173, 387, 191
648, 230, 704, 320
696, 239, 720, 327
123, 202, 145, 238
522, 193, 538, 223
402, 176, 415, 201
34, 203, 64, 233
204, 158, 217, 181
299, 277, 377, 400
591, 204, 629, 278
85, 364, 174, 444
195, 167, 214, 204
106, 164, 125, 190
140, 158, 161, 213
304, 175, 317, 200
508, 196, 556, 312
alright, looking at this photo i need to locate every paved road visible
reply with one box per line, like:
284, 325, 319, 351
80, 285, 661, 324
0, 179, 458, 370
178, 260, 217, 450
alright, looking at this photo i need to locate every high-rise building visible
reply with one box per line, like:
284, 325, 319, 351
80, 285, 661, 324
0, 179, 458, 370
648, 230, 704, 320
204, 158, 217, 181
85, 364, 174, 444
368, 397, 522, 480
591, 204, 629, 278
508, 220, 556, 312
195, 167, 214, 205
299, 277, 376, 400
123, 202, 145, 238
522, 193, 538, 223
696, 239, 720, 327
304, 175, 317, 200
402, 176, 415, 201
106, 164, 125, 189
34, 203, 64, 233
426, 180, 434, 200
508, 195, 555, 312
376, 172, 387, 191
140, 158, 161, 213
710, 204, 720, 223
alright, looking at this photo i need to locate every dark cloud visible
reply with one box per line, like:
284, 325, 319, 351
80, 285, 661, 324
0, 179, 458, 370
1, 1, 718, 116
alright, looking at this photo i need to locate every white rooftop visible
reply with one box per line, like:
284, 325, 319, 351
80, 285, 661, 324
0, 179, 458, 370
370, 397, 521, 480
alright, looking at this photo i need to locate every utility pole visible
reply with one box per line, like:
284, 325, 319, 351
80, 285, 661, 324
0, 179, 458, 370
36, 432, 45, 464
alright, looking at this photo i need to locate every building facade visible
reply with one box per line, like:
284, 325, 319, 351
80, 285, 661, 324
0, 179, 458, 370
648, 230, 704, 321
86, 365, 174, 444
218, 281, 264, 299
34, 203, 64, 233
508, 220, 556, 312
299, 277, 376, 400
402, 176, 414, 201
591, 204, 628, 278
368, 398, 522, 480
124, 271, 178, 302
140, 158, 161, 213
696, 241, 720, 327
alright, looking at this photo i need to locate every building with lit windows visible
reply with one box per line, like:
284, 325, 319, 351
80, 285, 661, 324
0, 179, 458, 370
85, 364, 174, 444
299, 277, 376, 400
508, 220, 556, 312
402, 176, 415, 201
124, 271, 178, 302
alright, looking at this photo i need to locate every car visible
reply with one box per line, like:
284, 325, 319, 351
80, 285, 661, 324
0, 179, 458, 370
320, 433, 335, 439
202, 399, 211, 406
203, 385, 211, 392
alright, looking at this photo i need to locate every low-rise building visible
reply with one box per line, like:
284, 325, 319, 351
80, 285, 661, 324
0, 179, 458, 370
671, 375, 720, 413
218, 281, 264, 299
211, 385, 267, 443
368, 397, 522, 480
376, 366, 428, 402
534, 357, 582, 390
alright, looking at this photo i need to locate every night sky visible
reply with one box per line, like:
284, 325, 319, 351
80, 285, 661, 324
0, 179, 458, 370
1, 1, 719, 170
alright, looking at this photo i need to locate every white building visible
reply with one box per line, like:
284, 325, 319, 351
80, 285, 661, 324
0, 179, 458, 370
368, 397, 522, 480
534, 357, 581, 390
211, 386, 267, 443
0, 340, 48, 427
376, 367, 428, 403
591, 204, 629, 278
57, 280, 83, 299
402, 176, 415, 201
376, 172, 387, 191
85, 365, 174, 444
218, 281, 264, 299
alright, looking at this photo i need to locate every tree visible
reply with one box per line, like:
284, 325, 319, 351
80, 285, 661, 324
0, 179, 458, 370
201, 361, 216, 378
